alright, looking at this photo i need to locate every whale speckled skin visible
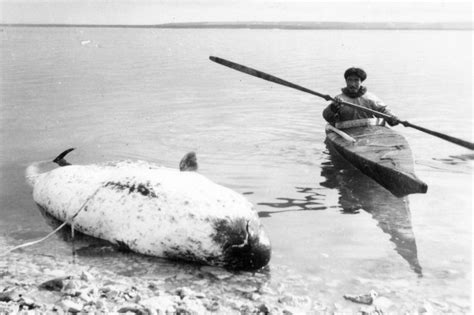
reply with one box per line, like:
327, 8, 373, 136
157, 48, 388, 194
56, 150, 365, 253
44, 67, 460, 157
26, 151, 271, 270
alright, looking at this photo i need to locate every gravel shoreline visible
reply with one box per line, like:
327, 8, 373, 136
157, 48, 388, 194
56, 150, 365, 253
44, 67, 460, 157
1, 266, 321, 314
1, 248, 324, 314
1, 244, 470, 314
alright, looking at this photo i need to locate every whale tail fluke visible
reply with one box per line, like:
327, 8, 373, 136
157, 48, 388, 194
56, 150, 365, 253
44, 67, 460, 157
179, 152, 198, 172
53, 148, 75, 166
25, 160, 47, 187
26, 148, 76, 187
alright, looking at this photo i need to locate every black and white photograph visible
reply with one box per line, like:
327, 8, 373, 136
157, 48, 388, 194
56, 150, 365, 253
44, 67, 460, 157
0, 0, 472, 313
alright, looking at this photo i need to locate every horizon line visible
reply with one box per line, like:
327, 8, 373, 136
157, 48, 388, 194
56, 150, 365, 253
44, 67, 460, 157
0, 21, 472, 30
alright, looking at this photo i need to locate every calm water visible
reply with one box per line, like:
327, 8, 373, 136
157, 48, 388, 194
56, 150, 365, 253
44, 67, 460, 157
0, 27, 472, 310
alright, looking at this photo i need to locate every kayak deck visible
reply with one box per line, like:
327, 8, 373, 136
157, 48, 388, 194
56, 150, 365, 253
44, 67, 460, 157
325, 125, 428, 197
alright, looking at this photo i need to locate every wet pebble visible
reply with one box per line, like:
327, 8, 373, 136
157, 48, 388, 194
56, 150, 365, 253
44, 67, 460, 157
312, 301, 328, 312
358, 305, 383, 315
80, 270, 94, 282
257, 283, 275, 295
278, 294, 310, 307
147, 281, 161, 291
56, 299, 83, 313
417, 301, 436, 314
140, 295, 179, 313
0, 301, 19, 314
0, 287, 21, 302
192, 279, 208, 286
194, 291, 206, 299
174, 273, 194, 281
200, 266, 234, 280
373, 296, 393, 310
17, 296, 40, 310
239, 303, 252, 313
63, 279, 83, 296
248, 292, 261, 301
256, 303, 270, 314
100, 284, 131, 300
276, 283, 286, 295
95, 298, 109, 311
234, 285, 258, 294
343, 290, 378, 305
39, 276, 71, 291
203, 298, 220, 312
117, 303, 147, 315
77, 289, 94, 303
226, 298, 240, 310
175, 286, 195, 299
178, 297, 207, 314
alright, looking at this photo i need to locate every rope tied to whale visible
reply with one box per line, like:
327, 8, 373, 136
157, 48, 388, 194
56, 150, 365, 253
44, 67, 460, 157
0, 187, 101, 257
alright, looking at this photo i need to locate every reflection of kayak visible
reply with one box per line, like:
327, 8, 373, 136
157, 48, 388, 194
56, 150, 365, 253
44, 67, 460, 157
320, 159, 423, 276
325, 123, 427, 197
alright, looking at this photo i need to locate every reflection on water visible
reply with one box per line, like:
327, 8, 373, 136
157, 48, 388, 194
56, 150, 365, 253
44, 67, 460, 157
435, 153, 474, 163
416, 153, 474, 174
258, 148, 423, 276
258, 187, 329, 217
320, 149, 422, 276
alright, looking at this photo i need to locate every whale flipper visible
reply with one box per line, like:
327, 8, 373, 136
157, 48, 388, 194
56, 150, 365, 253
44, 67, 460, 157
53, 148, 75, 166
179, 152, 198, 172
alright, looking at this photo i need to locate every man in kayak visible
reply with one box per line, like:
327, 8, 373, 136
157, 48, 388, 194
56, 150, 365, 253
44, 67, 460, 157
323, 67, 399, 128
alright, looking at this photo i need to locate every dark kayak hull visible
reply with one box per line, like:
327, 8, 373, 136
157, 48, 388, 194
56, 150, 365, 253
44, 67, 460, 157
325, 125, 428, 197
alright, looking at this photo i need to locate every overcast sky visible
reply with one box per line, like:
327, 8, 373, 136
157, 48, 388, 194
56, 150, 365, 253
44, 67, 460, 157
0, 0, 472, 25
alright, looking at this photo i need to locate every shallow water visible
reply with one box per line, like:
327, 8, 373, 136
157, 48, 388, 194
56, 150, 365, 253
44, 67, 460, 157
0, 27, 472, 312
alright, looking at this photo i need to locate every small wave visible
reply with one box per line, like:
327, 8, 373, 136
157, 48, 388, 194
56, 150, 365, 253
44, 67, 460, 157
416, 155, 473, 174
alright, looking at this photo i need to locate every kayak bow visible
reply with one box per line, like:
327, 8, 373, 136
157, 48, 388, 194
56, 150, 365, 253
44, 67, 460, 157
325, 124, 428, 197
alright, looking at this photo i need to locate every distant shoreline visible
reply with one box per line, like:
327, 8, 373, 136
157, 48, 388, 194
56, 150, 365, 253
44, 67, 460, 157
0, 21, 472, 30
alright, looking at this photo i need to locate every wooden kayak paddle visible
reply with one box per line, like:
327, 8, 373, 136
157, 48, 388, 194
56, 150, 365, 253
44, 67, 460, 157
209, 56, 474, 150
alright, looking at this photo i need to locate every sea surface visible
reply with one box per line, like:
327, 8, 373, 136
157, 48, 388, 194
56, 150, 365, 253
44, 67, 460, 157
0, 26, 472, 312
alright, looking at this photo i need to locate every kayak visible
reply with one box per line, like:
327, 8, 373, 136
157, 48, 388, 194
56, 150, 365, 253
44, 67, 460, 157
325, 123, 428, 197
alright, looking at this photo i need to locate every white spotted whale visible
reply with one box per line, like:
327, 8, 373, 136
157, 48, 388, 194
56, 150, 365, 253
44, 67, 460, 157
26, 149, 271, 270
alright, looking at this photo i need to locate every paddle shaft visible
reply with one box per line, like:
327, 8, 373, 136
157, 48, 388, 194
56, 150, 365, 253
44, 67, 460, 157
210, 56, 392, 120
401, 121, 474, 150
210, 56, 474, 150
